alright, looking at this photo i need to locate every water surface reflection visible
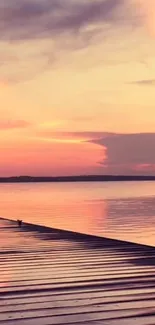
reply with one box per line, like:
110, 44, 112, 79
0, 182, 155, 246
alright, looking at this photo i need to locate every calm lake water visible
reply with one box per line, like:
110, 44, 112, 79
0, 181, 155, 246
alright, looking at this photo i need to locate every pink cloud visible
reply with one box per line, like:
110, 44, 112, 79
134, 0, 155, 36
0, 120, 31, 130
134, 164, 155, 172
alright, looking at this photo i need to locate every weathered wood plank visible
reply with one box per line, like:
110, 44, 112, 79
0, 218, 155, 325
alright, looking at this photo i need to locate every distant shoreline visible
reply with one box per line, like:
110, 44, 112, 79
0, 175, 155, 183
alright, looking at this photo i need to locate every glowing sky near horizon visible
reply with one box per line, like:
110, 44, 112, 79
0, 0, 155, 176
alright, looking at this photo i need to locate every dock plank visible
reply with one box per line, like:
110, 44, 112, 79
0, 218, 155, 325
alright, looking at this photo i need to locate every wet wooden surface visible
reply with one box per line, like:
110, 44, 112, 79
0, 218, 155, 325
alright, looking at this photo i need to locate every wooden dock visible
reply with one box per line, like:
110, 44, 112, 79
0, 218, 155, 325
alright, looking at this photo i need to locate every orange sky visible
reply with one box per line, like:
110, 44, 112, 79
0, 0, 155, 176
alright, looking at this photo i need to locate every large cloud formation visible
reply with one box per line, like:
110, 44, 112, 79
93, 132, 155, 174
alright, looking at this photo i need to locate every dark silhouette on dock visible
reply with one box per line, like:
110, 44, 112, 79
17, 219, 22, 227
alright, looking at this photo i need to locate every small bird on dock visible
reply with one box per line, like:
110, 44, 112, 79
17, 219, 22, 227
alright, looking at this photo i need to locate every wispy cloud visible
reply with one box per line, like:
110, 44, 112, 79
0, 0, 125, 41
0, 0, 129, 83
0, 120, 31, 130
0, 0, 145, 83
35, 130, 108, 141
128, 79, 155, 86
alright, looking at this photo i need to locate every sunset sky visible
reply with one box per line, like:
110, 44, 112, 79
1, 0, 155, 176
